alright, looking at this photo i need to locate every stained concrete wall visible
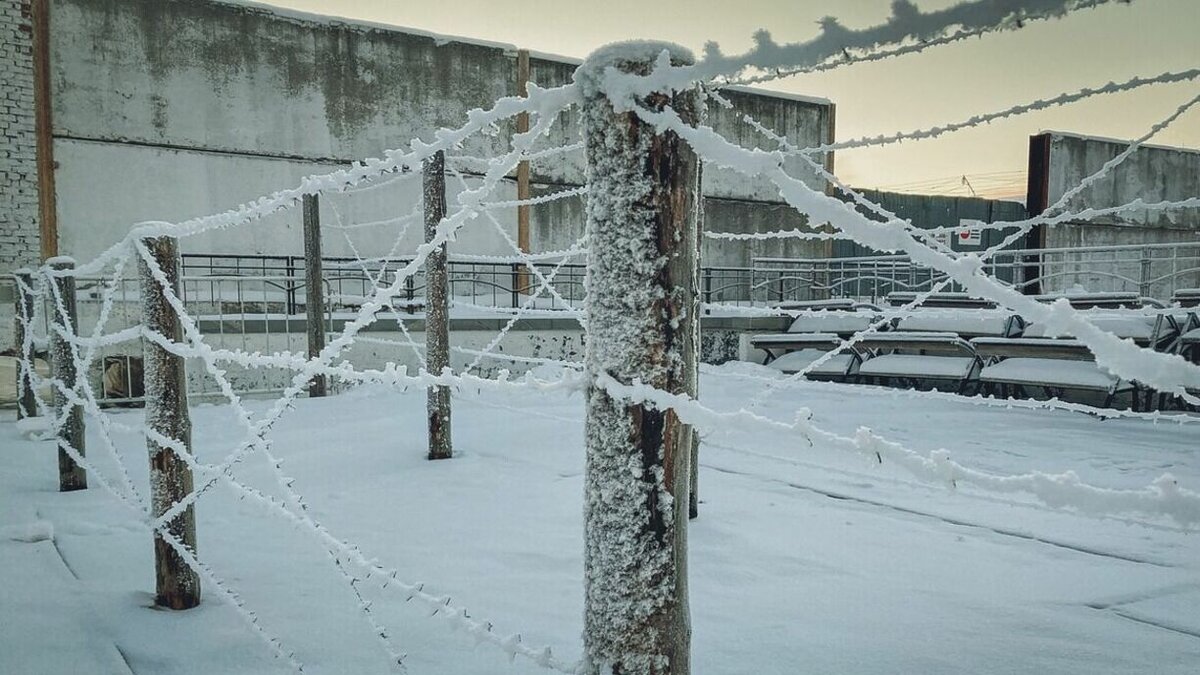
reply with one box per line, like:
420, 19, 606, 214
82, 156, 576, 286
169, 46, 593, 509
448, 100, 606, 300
45, 0, 834, 266
834, 190, 1027, 258
1035, 132, 1200, 296
1043, 132, 1200, 247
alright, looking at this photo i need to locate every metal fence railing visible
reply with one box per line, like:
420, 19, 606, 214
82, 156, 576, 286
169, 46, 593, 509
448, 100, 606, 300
180, 254, 769, 309
754, 241, 1200, 304
10, 242, 1195, 406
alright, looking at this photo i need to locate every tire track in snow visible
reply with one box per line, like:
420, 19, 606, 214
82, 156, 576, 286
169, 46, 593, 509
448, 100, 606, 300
702, 463, 1173, 568
1101, 608, 1200, 641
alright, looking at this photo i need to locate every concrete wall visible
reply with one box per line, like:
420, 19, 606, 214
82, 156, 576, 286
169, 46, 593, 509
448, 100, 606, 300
834, 190, 1026, 258
42, 0, 834, 267
0, 0, 38, 273
1033, 132, 1200, 295
1043, 131, 1200, 246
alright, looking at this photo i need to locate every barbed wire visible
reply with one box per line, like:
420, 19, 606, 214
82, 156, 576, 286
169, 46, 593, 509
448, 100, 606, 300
10, 5, 1200, 671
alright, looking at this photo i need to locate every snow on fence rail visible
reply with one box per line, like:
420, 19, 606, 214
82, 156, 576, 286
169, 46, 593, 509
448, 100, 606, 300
8, 2, 1200, 673
742, 240, 1200, 304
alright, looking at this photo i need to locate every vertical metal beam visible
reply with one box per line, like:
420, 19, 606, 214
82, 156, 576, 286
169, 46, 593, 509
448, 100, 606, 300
140, 236, 201, 610
48, 257, 84, 491
424, 150, 452, 460
31, 0, 57, 260
303, 194, 327, 397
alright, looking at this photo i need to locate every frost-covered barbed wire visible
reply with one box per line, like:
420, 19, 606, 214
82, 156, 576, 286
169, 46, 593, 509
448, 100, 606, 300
14, 57, 588, 675
135, 236, 413, 668
14, 361, 304, 671
590, 373, 1200, 526
197, 437, 579, 673
328, 197, 428, 367
800, 68, 1200, 155
706, 196, 1200, 241
589, 0, 1116, 106
482, 185, 590, 210
446, 164, 586, 320
720, 1, 1120, 89
120, 103, 584, 672
716, 86, 1176, 405
459, 236, 589, 376
449, 247, 588, 264
39, 257, 151, 508
448, 140, 584, 172
704, 363, 1200, 425
633, 90, 1200, 397
58, 82, 580, 277
157, 528, 307, 672
144, 100, 568, 534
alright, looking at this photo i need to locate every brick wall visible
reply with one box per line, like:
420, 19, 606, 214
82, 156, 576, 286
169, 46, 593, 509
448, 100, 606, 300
1, 0, 40, 275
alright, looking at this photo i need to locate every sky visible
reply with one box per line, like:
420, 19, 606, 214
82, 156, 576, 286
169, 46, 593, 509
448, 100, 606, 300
261, 0, 1199, 201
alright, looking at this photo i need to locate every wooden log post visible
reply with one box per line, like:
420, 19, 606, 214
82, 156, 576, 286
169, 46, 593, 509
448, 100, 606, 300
47, 258, 86, 491
14, 270, 37, 420
423, 150, 453, 460
139, 236, 201, 610
688, 164, 704, 520
303, 194, 327, 397
579, 43, 701, 674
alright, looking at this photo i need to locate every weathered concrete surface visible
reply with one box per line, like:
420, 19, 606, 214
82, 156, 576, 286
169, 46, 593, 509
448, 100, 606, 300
52, 0, 514, 161
834, 189, 1027, 258
44, 0, 836, 267
1044, 131, 1200, 247
53, 138, 519, 262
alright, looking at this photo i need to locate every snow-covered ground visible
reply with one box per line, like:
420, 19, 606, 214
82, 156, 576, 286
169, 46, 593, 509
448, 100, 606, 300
2, 362, 1198, 674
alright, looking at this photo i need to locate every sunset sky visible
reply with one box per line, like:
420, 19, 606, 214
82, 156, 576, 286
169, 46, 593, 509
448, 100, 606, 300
262, 0, 1198, 201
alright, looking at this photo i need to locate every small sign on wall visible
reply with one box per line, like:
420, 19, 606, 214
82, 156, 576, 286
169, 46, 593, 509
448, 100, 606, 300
957, 219, 983, 246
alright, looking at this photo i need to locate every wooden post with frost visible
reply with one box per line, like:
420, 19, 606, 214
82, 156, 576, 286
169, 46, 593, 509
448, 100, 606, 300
303, 194, 327, 397
688, 164, 704, 520
14, 270, 37, 420
515, 48, 533, 296
140, 237, 201, 610
579, 43, 700, 674
424, 150, 452, 460
47, 258, 86, 491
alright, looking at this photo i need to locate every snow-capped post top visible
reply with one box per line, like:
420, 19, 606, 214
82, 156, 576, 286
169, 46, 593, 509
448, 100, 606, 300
575, 40, 695, 110
45, 256, 77, 275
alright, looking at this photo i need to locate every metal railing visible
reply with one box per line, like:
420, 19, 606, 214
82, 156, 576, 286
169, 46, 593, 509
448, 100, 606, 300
12, 270, 332, 406
180, 254, 776, 308
753, 241, 1200, 304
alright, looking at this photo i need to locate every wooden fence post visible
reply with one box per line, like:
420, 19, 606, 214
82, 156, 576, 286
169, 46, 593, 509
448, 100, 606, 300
424, 150, 452, 460
579, 43, 700, 674
47, 258, 86, 491
14, 270, 37, 420
515, 47, 532, 297
303, 194, 327, 397
140, 236, 201, 610
689, 164, 704, 520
